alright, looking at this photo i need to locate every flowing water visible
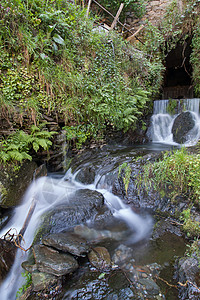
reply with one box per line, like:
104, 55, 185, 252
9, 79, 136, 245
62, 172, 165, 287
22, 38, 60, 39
148, 98, 200, 145
0, 145, 157, 300
1, 99, 200, 299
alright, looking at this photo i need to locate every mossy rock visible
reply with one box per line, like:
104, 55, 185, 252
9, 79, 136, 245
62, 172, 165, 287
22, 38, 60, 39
0, 160, 38, 208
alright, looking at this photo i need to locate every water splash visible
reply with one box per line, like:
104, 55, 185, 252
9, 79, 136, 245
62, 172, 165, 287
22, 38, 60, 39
148, 98, 200, 145
0, 167, 152, 299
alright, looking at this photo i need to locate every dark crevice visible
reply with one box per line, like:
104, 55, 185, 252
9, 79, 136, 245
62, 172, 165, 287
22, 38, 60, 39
163, 37, 193, 99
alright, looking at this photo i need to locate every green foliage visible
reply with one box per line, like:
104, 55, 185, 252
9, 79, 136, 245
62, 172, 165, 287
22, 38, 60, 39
137, 147, 200, 205
16, 271, 32, 298
191, 25, 200, 96
180, 209, 200, 238
0, 126, 55, 163
167, 99, 178, 115
0, 0, 158, 151
63, 124, 97, 149
96, 0, 146, 20
186, 239, 200, 266
118, 162, 132, 195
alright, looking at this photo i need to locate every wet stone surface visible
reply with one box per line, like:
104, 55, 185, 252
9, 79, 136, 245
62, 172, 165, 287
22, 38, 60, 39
0, 239, 16, 283
42, 231, 90, 257
88, 247, 111, 270
33, 245, 79, 276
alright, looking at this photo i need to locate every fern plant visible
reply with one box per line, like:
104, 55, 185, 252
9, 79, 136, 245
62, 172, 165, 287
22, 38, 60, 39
0, 126, 56, 163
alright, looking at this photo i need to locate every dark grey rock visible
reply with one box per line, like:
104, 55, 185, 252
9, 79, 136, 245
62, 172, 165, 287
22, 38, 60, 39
112, 244, 134, 266
42, 232, 90, 256
32, 270, 58, 292
34, 189, 104, 240
138, 278, 160, 296
33, 245, 78, 276
0, 239, 16, 283
176, 257, 200, 299
75, 166, 96, 184
172, 111, 195, 144
0, 160, 38, 208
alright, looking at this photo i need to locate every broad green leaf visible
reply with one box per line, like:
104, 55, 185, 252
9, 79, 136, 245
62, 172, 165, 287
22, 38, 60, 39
53, 34, 65, 45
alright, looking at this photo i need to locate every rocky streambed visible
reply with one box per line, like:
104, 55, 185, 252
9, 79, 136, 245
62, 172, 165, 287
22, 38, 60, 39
0, 144, 199, 299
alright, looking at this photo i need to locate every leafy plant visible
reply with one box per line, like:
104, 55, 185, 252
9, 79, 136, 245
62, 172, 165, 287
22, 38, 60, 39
0, 126, 55, 163
186, 239, 200, 266
136, 147, 200, 205
180, 209, 200, 238
118, 162, 132, 195
16, 271, 32, 298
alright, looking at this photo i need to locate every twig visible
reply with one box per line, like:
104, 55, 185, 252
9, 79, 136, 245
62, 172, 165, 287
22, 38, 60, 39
110, 3, 124, 31
178, 280, 200, 292
126, 25, 144, 42
92, 0, 144, 44
156, 275, 200, 293
86, 0, 92, 18
155, 275, 178, 289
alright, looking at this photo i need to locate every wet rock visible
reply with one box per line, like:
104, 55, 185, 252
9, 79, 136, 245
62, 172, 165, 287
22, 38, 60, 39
108, 270, 129, 290
152, 219, 182, 239
70, 189, 104, 208
33, 245, 78, 276
0, 208, 12, 230
42, 232, 90, 256
0, 239, 16, 282
112, 244, 134, 266
138, 278, 161, 296
74, 224, 125, 243
75, 166, 96, 184
88, 247, 111, 270
0, 160, 38, 208
34, 189, 104, 240
176, 257, 200, 299
172, 111, 195, 144
32, 270, 58, 292
21, 261, 38, 273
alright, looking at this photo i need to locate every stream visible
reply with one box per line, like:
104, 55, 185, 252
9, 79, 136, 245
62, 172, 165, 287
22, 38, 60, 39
0, 99, 200, 299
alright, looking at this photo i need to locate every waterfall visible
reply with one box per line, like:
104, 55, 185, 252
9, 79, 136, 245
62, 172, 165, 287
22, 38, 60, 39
148, 98, 200, 145
0, 168, 152, 299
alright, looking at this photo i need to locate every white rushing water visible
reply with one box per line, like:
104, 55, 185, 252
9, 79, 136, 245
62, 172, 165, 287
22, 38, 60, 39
0, 169, 152, 300
148, 98, 200, 146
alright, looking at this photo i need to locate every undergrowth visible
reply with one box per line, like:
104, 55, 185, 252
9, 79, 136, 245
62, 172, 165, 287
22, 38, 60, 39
136, 147, 200, 237
0, 0, 163, 158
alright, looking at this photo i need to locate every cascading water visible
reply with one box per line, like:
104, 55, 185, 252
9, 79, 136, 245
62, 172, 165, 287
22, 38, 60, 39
148, 98, 200, 145
0, 165, 152, 300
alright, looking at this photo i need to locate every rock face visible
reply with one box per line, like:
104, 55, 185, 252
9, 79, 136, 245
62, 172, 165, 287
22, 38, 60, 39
0, 160, 38, 208
42, 232, 90, 256
172, 111, 195, 144
176, 257, 200, 299
0, 239, 16, 283
33, 245, 78, 276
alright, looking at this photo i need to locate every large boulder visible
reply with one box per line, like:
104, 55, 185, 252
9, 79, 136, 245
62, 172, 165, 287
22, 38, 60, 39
34, 189, 104, 240
172, 111, 195, 144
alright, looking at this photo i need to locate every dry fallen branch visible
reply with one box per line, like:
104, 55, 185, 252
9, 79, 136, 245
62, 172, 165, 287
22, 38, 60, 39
155, 275, 200, 293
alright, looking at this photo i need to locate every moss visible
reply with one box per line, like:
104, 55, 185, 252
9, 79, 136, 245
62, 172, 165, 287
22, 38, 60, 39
167, 99, 178, 115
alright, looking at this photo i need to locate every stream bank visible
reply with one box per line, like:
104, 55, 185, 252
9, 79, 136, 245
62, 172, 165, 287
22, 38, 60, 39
0, 143, 199, 300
